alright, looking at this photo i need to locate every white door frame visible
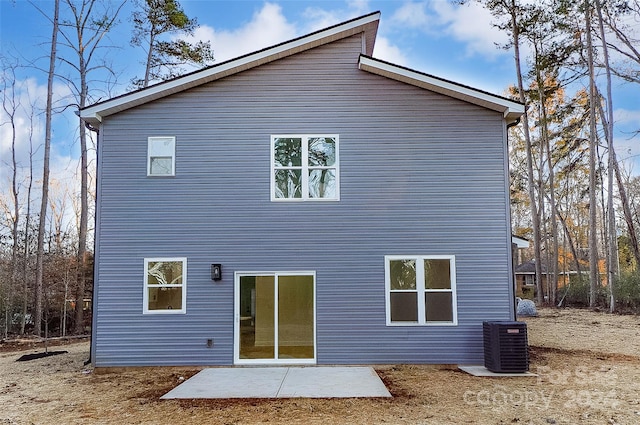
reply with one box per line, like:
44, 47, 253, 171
233, 271, 317, 365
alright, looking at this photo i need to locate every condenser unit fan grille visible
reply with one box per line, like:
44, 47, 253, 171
483, 321, 529, 373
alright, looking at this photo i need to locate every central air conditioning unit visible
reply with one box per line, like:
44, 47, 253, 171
483, 321, 529, 373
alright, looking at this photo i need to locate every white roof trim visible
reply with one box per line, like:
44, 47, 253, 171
358, 56, 524, 124
512, 236, 530, 249
80, 12, 380, 126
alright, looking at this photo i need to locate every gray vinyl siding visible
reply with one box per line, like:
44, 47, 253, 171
93, 34, 514, 367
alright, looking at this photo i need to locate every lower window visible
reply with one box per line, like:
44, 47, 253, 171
385, 255, 457, 325
143, 258, 187, 314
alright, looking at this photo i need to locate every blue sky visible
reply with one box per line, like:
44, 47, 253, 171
1, 0, 639, 189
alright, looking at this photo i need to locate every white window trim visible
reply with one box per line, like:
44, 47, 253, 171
384, 255, 458, 326
270, 134, 340, 202
147, 136, 176, 177
143, 257, 187, 314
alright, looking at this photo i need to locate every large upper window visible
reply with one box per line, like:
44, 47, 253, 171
385, 255, 457, 325
143, 258, 186, 313
271, 135, 339, 201
147, 136, 175, 176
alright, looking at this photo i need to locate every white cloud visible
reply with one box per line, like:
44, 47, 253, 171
346, 0, 370, 15
185, 3, 298, 63
373, 36, 410, 66
610, 108, 640, 172
179, 1, 410, 71
614, 136, 640, 175
301, 0, 371, 32
0, 74, 77, 207
298, 2, 409, 66
430, 0, 510, 59
0, 77, 44, 161
301, 7, 345, 32
613, 108, 640, 165
615, 108, 640, 126
389, 1, 431, 30
605, 9, 640, 67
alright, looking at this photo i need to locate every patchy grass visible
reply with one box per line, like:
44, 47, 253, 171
1, 308, 639, 424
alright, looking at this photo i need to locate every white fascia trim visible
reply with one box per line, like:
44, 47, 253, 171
80, 13, 381, 126
512, 235, 530, 249
358, 56, 525, 124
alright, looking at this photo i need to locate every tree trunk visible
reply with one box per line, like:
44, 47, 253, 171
595, 0, 617, 312
510, 0, 544, 305
10, 102, 18, 339
35, 0, 59, 336
585, 0, 600, 308
21, 100, 36, 335
74, 9, 89, 335
2, 63, 20, 338
534, 46, 559, 305
143, 31, 156, 87
612, 149, 639, 264
538, 130, 549, 302
553, 201, 584, 306
58, 0, 126, 334
75, 119, 88, 334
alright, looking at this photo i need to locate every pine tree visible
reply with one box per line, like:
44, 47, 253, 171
131, 0, 214, 88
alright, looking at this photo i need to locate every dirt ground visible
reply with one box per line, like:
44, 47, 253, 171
1, 308, 640, 425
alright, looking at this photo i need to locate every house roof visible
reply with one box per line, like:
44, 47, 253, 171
80, 12, 380, 126
514, 260, 576, 275
358, 56, 524, 125
515, 260, 545, 274
80, 11, 524, 127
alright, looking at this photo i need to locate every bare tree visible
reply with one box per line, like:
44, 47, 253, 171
1, 58, 21, 337
506, 0, 545, 304
599, 0, 640, 85
597, 2, 640, 282
532, 50, 560, 305
57, 0, 125, 334
594, 0, 618, 312
34, 0, 60, 336
21, 98, 37, 335
468, 0, 545, 303
585, 0, 600, 308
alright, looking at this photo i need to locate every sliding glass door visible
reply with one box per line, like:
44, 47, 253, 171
235, 273, 315, 364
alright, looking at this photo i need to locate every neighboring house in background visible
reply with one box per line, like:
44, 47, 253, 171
514, 260, 543, 299
511, 235, 530, 298
80, 12, 524, 367
514, 259, 577, 299
511, 235, 529, 266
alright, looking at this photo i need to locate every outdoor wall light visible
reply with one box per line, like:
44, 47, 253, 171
211, 264, 222, 281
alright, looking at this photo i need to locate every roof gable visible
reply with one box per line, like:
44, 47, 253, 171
80, 12, 380, 126
358, 56, 524, 125
80, 11, 524, 127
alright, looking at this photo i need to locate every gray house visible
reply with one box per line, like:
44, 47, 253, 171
81, 12, 524, 367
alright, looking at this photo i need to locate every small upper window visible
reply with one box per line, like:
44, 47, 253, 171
271, 135, 339, 201
385, 255, 457, 325
143, 258, 186, 314
148, 137, 175, 176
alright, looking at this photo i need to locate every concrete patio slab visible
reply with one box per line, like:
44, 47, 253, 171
161, 366, 392, 399
161, 367, 289, 399
278, 367, 391, 398
459, 365, 537, 377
